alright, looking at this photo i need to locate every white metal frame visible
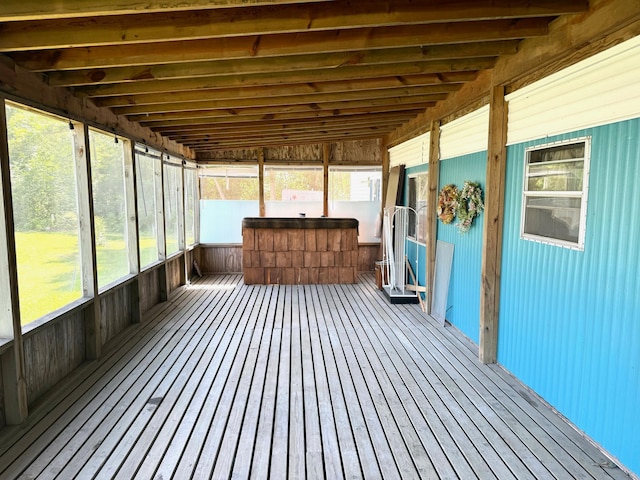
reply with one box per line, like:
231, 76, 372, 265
520, 136, 591, 251
382, 205, 420, 297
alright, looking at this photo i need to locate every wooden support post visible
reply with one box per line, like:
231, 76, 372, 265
0, 100, 28, 423
157, 153, 169, 301
380, 136, 390, 211
75, 123, 102, 360
177, 162, 187, 287
426, 121, 441, 315
124, 140, 142, 323
480, 85, 508, 364
258, 148, 265, 217
323, 143, 330, 217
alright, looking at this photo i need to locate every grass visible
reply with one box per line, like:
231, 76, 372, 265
15, 231, 158, 326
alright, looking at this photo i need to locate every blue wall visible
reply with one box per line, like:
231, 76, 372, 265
498, 118, 640, 474
437, 152, 487, 343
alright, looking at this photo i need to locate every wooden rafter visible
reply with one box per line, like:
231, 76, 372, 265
0, 1, 584, 52
0, 0, 599, 153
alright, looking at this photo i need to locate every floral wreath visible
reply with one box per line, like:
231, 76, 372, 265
456, 180, 484, 233
437, 184, 458, 224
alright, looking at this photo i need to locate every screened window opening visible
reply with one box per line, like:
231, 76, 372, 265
164, 159, 182, 256
135, 146, 162, 268
522, 138, 590, 249
89, 128, 130, 289
328, 166, 382, 242
6, 102, 83, 325
200, 165, 259, 243
264, 166, 323, 218
407, 172, 429, 244
184, 166, 197, 247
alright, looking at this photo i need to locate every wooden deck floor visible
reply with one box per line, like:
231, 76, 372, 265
0, 274, 628, 479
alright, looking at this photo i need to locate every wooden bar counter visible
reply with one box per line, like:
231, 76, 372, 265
242, 217, 359, 284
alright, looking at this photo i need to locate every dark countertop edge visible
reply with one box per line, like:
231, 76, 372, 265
242, 217, 359, 229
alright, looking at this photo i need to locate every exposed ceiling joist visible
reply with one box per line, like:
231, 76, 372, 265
0, 0, 599, 155
0, 1, 585, 52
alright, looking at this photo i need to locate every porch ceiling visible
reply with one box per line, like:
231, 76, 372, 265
0, 1, 588, 154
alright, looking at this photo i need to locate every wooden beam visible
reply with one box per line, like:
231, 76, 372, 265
323, 144, 329, 217
426, 121, 440, 315
128, 98, 438, 123
479, 85, 508, 365
124, 140, 143, 324
48, 56, 498, 88
74, 123, 102, 360
0, 3, 578, 51
258, 148, 265, 217
0, 0, 330, 21
177, 122, 405, 145
0, 99, 28, 424
112, 89, 452, 116
81, 71, 478, 99
156, 112, 419, 136
193, 133, 381, 151
141, 106, 428, 129
183, 128, 399, 149
93, 74, 468, 108
15, 36, 520, 73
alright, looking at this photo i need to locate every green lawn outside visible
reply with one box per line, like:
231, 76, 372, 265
15, 231, 159, 325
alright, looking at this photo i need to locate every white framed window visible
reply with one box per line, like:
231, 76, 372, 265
407, 171, 428, 244
264, 165, 323, 217
199, 165, 259, 243
89, 128, 130, 289
328, 166, 381, 243
163, 159, 182, 256
184, 165, 197, 247
135, 145, 163, 268
521, 137, 590, 250
5, 102, 83, 325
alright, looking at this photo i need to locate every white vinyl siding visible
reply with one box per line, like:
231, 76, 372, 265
507, 35, 640, 145
389, 131, 430, 168
440, 105, 489, 159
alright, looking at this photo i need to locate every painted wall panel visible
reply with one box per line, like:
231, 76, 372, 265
389, 131, 430, 168
440, 106, 489, 160
499, 118, 640, 475
506, 35, 640, 145
436, 152, 486, 343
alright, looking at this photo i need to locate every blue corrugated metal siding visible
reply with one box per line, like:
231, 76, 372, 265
499, 118, 640, 474
436, 152, 487, 343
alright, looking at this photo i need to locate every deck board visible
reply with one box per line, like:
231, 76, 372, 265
0, 274, 629, 480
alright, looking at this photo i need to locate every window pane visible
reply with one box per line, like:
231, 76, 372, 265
6, 103, 82, 325
528, 143, 584, 163
184, 168, 196, 246
136, 147, 160, 268
406, 172, 428, 243
527, 160, 583, 192
164, 163, 181, 255
264, 166, 323, 217
90, 129, 129, 288
200, 166, 259, 243
329, 167, 382, 243
523, 196, 582, 243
